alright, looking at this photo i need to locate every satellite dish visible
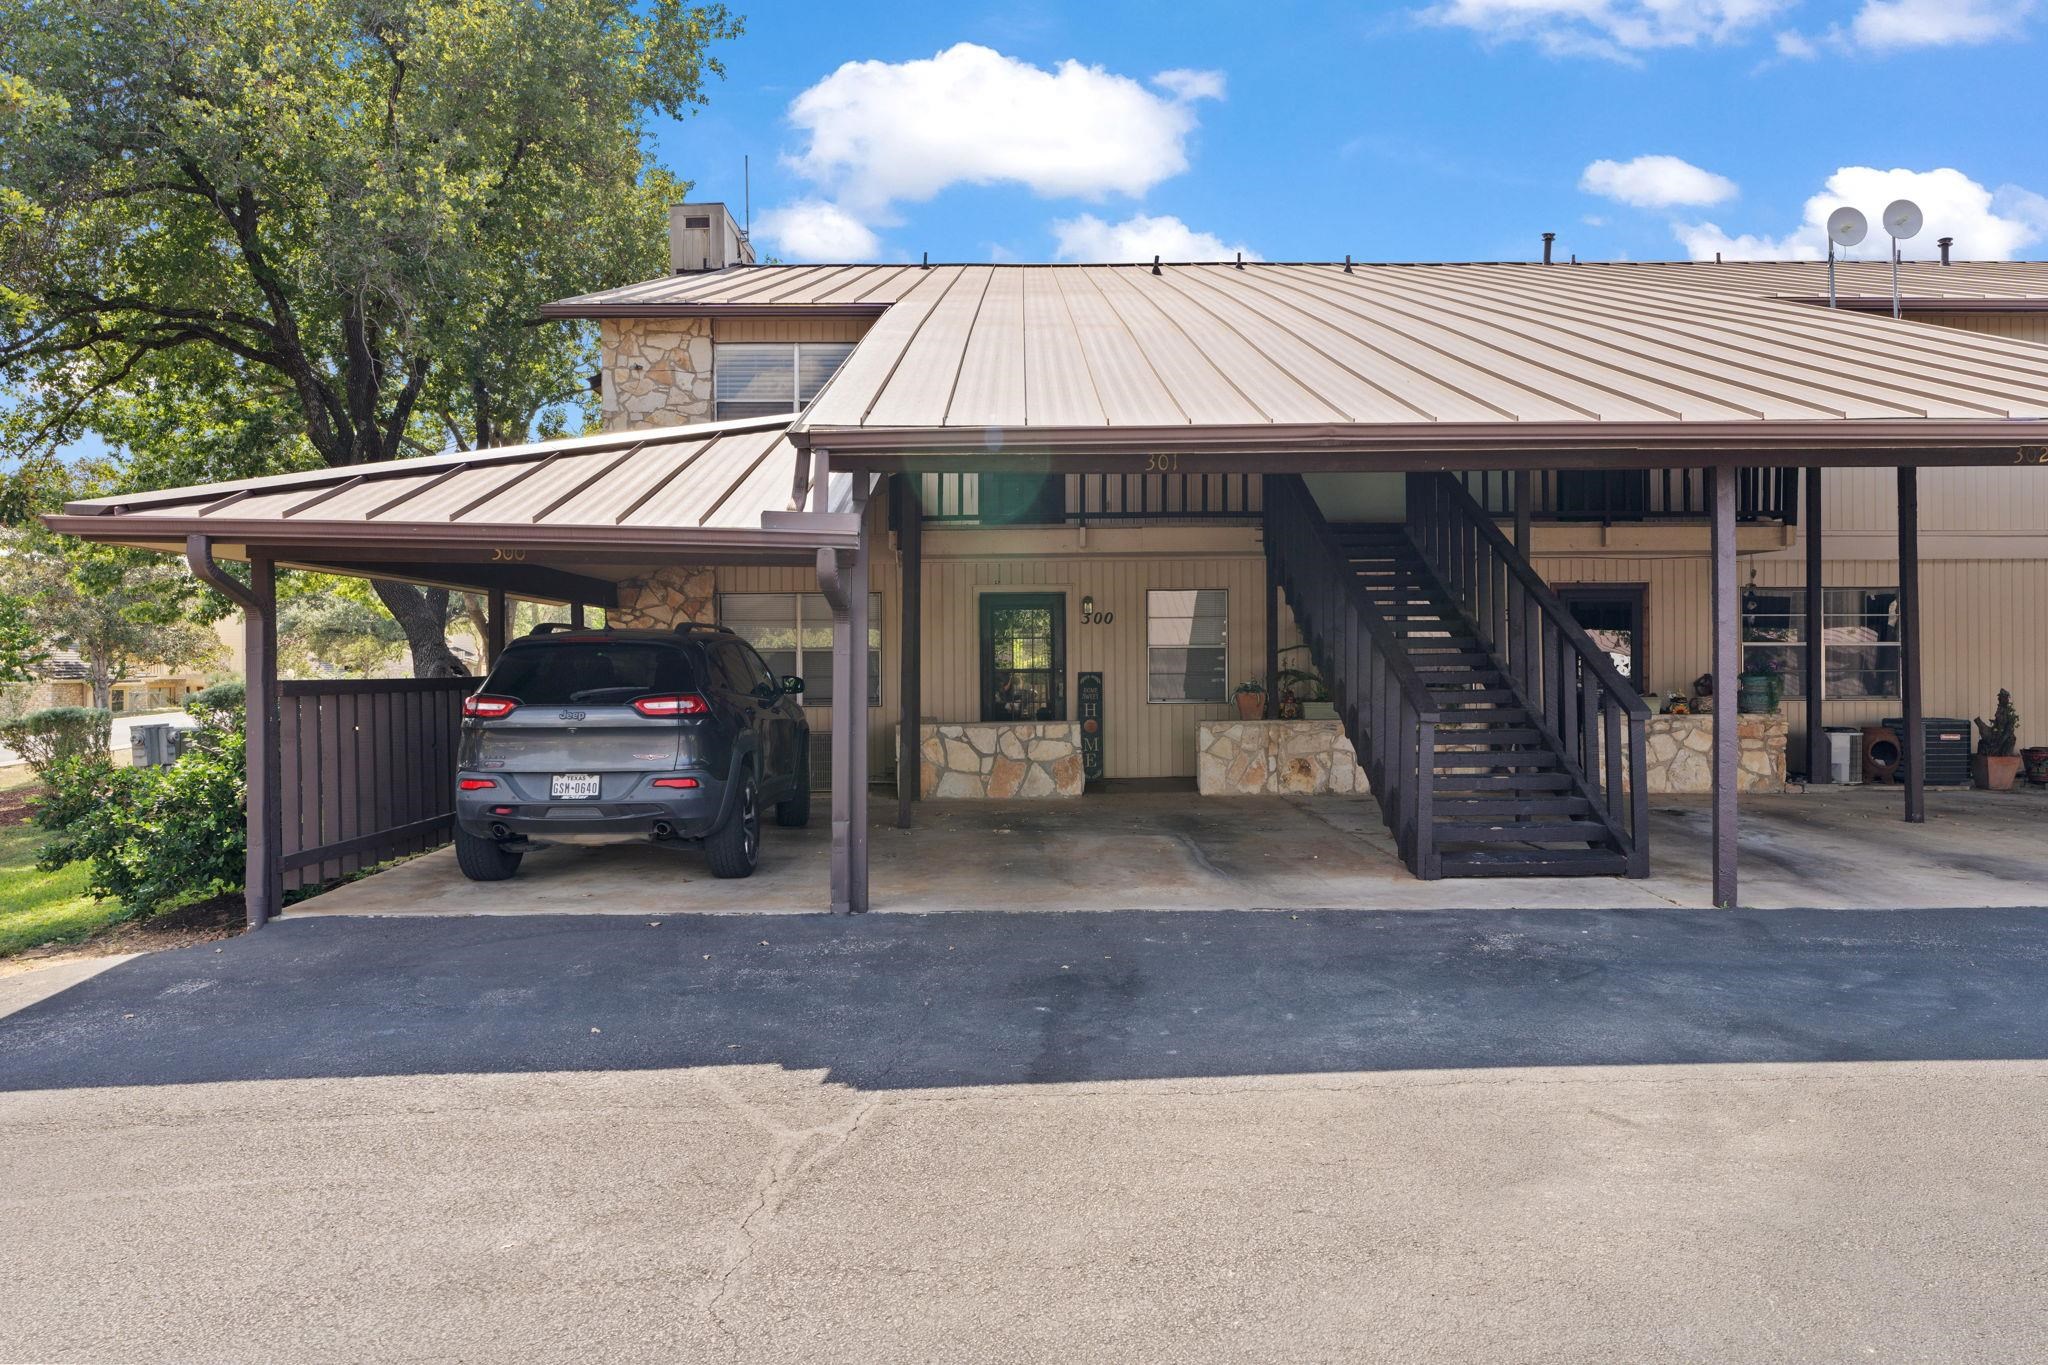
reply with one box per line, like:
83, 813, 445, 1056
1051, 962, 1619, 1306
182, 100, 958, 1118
1883, 199, 1923, 241
1826, 207, 1868, 247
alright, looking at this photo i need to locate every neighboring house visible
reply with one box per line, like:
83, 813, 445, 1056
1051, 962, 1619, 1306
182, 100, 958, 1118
19, 636, 228, 714
47, 202, 2048, 917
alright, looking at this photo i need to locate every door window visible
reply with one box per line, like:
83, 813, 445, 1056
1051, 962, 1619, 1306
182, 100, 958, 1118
980, 594, 1066, 722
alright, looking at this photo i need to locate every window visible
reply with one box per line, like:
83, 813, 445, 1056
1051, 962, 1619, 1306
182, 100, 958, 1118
1148, 589, 1228, 703
981, 594, 1066, 721
484, 643, 699, 705
713, 343, 855, 420
1558, 585, 1646, 689
718, 593, 881, 705
1741, 586, 1899, 700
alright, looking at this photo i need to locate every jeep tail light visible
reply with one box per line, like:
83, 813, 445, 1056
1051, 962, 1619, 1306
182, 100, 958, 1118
652, 777, 700, 790
459, 778, 498, 790
632, 693, 710, 718
463, 694, 518, 719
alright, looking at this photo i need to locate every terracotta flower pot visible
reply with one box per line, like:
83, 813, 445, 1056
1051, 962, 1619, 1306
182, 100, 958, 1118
1974, 754, 2023, 792
1235, 692, 1264, 720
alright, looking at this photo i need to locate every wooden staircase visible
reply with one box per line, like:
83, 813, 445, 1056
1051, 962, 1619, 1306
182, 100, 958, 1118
1263, 473, 1650, 882
1331, 523, 1630, 878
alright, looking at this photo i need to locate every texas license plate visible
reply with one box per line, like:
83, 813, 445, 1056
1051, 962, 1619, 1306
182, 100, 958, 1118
550, 773, 601, 799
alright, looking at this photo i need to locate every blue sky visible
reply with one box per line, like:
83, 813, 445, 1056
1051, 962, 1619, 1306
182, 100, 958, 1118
649, 0, 2048, 266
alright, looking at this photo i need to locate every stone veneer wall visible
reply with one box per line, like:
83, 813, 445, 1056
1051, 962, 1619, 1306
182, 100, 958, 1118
1642, 713, 1788, 794
608, 566, 716, 629
1197, 720, 1372, 796
599, 318, 713, 430
920, 723, 1084, 799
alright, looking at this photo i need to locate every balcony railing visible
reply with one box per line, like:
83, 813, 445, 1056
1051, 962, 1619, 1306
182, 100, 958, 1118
1458, 469, 1799, 526
917, 472, 1261, 526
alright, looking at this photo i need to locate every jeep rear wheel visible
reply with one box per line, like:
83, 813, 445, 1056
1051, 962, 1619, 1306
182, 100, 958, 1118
705, 777, 761, 879
455, 827, 523, 881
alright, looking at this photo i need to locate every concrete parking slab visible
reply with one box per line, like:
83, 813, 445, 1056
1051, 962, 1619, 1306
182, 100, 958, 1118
288, 786, 2048, 918
4, 909, 2048, 1363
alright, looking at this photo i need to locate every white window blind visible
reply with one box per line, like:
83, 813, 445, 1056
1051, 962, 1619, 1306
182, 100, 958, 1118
714, 343, 855, 420
1147, 589, 1228, 703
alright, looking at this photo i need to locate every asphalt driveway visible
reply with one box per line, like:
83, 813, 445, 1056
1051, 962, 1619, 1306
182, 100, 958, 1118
5, 908, 2048, 1362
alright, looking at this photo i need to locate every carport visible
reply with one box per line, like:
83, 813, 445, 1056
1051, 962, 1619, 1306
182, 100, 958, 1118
45, 415, 876, 926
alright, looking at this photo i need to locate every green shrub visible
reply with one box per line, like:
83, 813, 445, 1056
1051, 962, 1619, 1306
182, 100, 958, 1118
35, 706, 246, 915
186, 680, 246, 712
1, 706, 112, 776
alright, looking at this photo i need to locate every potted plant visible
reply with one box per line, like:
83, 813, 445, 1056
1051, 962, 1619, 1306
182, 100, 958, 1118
1736, 657, 1783, 714
1232, 679, 1266, 721
1276, 647, 1335, 721
1973, 689, 2022, 791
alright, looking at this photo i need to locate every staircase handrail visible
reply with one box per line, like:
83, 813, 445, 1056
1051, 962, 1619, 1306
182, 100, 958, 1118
1429, 474, 1651, 720
1268, 476, 1442, 724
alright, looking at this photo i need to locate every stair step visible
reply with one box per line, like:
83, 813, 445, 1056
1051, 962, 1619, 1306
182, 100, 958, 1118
1438, 848, 1630, 878
1436, 821, 1609, 845
1438, 707, 1531, 723
1430, 688, 1520, 702
1435, 796, 1594, 818
1437, 727, 1546, 746
1436, 771, 1576, 791
1433, 750, 1563, 770
1407, 652, 1496, 667
1420, 669, 1505, 685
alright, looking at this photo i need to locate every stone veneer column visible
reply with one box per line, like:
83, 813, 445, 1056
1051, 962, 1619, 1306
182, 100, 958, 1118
600, 318, 714, 430
609, 567, 717, 628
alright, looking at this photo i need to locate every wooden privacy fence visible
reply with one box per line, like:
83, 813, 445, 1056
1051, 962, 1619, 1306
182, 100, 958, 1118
279, 678, 470, 891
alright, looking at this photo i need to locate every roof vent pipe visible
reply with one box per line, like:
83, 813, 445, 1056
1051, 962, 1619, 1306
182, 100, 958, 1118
1542, 231, 1555, 265
1235, 251, 1244, 270
1151, 255, 1162, 276
920, 251, 929, 270
1938, 236, 1953, 266
1344, 253, 1353, 274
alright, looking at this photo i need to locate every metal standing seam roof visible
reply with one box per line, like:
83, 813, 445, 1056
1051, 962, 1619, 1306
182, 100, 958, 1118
544, 260, 2048, 458
49, 415, 854, 551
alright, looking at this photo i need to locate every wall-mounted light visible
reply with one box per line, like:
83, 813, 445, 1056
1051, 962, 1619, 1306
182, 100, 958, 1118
1081, 595, 1095, 616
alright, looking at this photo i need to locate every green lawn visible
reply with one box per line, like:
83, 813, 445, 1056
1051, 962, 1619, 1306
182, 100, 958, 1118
0, 823, 128, 957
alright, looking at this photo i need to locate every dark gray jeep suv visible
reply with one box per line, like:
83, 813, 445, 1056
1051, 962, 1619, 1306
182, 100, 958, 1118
453, 624, 810, 882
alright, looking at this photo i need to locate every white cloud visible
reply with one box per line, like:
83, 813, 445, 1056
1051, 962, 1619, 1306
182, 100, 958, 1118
1051, 213, 1259, 263
1848, 0, 2034, 48
1152, 68, 1227, 101
1675, 166, 2048, 261
1418, 0, 1791, 59
1773, 28, 1818, 56
1581, 155, 1738, 208
783, 43, 1219, 217
753, 200, 881, 262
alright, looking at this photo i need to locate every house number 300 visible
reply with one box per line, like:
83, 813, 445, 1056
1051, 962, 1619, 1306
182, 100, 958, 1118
1081, 606, 1114, 625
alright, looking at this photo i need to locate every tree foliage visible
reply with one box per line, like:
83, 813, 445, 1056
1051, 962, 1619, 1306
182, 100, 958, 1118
0, 527, 223, 709
1, 0, 740, 672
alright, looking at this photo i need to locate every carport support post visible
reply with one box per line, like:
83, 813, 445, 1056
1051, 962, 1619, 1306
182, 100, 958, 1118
1710, 467, 1739, 909
896, 473, 921, 828
1899, 466, 1925, 823
245, 556, 283, 929
1263, 475, 1280, 719
1803, 468, 1828, 783
485, 587, 508, 665
819, 473, 872, 914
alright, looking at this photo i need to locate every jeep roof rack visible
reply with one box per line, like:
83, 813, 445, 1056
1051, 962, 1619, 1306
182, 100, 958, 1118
671, 623, 737, 636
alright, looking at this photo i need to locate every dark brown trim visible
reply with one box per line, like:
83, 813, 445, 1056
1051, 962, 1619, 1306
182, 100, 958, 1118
1803, 468, 1828, 784
280, 815, 454, 873
895, 474, 921, 829
245, 555, 281, 930
44, 514, 855, 555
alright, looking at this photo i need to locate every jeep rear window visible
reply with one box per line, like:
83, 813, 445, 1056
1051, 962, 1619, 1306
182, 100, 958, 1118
481, 643, 699, 706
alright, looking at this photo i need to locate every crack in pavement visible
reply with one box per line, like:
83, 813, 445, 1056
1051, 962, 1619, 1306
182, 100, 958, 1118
697, 1077, 882, 1359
